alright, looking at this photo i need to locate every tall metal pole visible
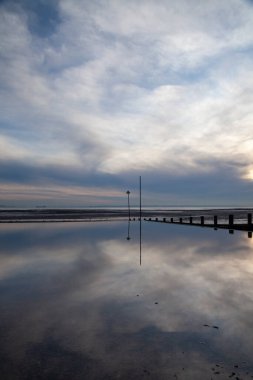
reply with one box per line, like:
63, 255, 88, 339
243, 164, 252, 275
139, 176, 142, 220
139, 176, 142, 266
126, 190, 130, 220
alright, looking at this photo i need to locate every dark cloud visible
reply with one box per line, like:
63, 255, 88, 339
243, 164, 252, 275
122, 159, 253, 205
0, 159, 123, 188
1, 156, 253, 206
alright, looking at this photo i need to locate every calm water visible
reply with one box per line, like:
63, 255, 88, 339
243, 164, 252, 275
0, 221, 253, 379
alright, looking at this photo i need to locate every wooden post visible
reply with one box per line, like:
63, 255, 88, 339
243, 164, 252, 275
179, 217, 182, 223
170, 217, 173, 223
163, 217, 166, 222
189, 217, 193, 224
201, 216, 204, 225
229, 214, 234, 227
156, 217, 158, 221
214, 215, 218, 226
248, 213, 252, 226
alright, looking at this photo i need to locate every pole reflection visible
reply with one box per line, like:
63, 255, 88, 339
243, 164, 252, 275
126, 220, 131, 240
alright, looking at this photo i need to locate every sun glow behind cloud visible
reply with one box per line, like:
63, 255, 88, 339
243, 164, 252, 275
1, 0, 253, 206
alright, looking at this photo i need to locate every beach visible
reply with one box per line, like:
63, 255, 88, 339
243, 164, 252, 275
0, 207, 252, 223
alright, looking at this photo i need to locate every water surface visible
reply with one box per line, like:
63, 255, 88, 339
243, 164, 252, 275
0, 221, 253, 379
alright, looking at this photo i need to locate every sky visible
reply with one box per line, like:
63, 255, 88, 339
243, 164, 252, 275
1, 0, 253, 207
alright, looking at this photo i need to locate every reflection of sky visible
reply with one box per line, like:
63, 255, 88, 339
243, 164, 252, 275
1, 221, 253, 378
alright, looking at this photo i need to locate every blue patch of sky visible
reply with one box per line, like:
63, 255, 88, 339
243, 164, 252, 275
44, 56, 92, 78
98, 61, 216, 115
155, 47, 253, 88
0, 121, 25, 136
152, 66, 207, 87
232, 44, 253, 57
1, 0, 61, 38
26, 0, 61, 38
40, 39, 99, 77
0, 121, 56, 148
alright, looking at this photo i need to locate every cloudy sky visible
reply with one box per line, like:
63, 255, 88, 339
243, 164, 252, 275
1, 0, 253, 207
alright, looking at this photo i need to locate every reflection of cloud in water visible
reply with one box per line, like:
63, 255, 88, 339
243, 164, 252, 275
1, 221, 253, 378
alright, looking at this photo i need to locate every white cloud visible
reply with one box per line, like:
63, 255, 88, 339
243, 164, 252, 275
1, 0, 253, 204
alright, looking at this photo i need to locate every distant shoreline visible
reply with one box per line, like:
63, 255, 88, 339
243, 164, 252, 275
0, 208, 253, 223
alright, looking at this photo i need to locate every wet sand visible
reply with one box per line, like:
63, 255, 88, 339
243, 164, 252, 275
0, 208, 252, 223
1, 220, 253, 379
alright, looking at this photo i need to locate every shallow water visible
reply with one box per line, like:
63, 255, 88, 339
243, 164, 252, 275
0, 220, 253, 379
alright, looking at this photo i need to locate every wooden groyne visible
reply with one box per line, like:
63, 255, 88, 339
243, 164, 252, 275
144, 213, 253, 238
